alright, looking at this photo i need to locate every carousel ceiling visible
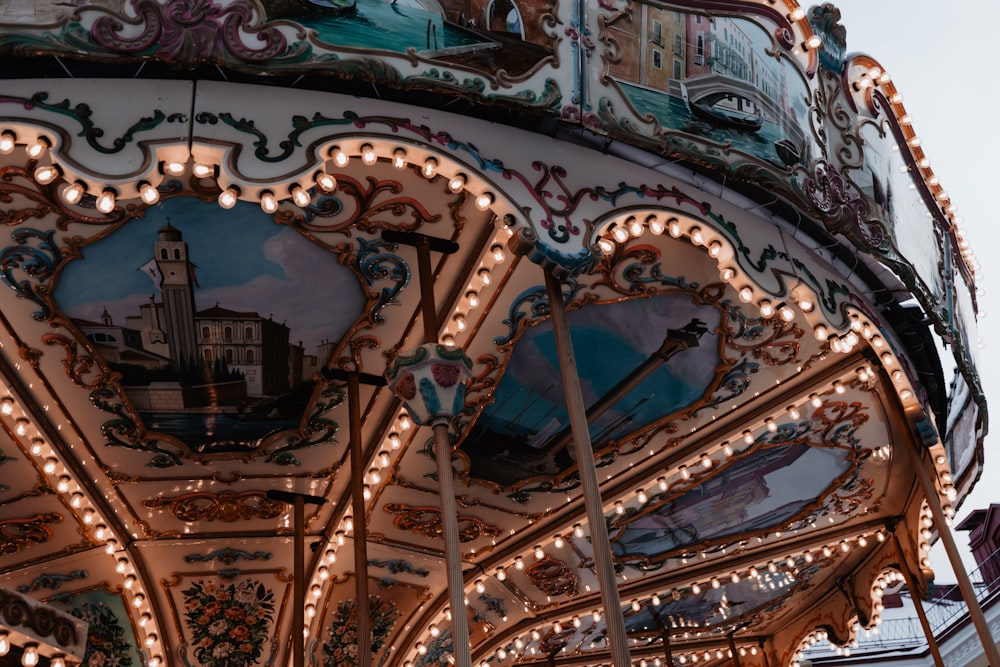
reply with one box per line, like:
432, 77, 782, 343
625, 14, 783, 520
0, 2, 984, 667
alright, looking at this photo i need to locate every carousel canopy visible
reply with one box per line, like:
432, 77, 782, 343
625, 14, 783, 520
0, 2, 984, 667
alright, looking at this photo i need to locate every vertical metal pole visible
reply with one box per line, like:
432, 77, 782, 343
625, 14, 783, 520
662, 630, 673, 666
412, 237, 472, 667
907, 439, 1000, 666
544, 270, 630, 667
889, 527, 944, 667
434, 422, 473, 667
293, 495, 305, 667
416, 236, 438, 343
348, 373, 373, 667
758, 639, 770, 667
727, 634, 741, 667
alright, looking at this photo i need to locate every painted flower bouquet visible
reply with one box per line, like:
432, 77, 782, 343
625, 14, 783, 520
182, 579, 275, 667
322, 594, 399, 667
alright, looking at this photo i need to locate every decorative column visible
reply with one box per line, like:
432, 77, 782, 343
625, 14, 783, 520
387, 343, 473, 667
383, 227, 472, 667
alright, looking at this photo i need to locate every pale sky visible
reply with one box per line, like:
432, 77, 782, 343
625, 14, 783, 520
833, 2, 1000, 577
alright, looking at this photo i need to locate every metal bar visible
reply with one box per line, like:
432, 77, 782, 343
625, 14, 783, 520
403, 233, 472, 667
348, 373, 373, 667
888, 525, 944, 667
728, 634, 741, 667
264, 491, 326, 667
543, 269, 630, 667
906, 438, 1000, 666
434, 422, 473, 667
293, 494, 305, 667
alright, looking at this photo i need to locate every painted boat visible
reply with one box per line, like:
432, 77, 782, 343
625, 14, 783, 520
680, 82, 763, 133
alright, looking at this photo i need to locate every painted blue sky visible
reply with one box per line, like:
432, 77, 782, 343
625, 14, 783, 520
55, 197, 365, 353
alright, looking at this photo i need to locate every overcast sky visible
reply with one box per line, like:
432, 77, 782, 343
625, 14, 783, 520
832, 2, 1000, 576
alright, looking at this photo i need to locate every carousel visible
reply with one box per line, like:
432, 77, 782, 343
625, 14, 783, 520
0, 1, 988, 667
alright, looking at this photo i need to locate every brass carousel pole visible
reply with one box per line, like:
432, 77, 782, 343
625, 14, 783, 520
322, 367, 388, 667
384, 230, 473, 667
906, 438, 1000, 665
886, 520, 944, 667
543, 268, 631, 667
727, 633, 741, 667
265, 490, 327, 667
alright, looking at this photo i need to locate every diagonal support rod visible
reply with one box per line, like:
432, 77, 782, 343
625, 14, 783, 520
887, 519, 944, 667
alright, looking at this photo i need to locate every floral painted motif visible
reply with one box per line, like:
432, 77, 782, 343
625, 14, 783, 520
322, 595, 399, 667
182, 579, 275, 667
69, 598, 136, 667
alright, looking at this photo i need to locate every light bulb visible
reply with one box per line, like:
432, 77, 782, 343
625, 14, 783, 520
0, 131, 15, 154
21, 643, 38, 667
291, 185, 311, 208
361, 143, 377, 165
422, 158, 438, 178
192, 162, 214, 178
330, 146, 349, 168
315, 171, 337, 192
449, 173, 467, 192
392, 148, 407, 169
96, 189, 117, 214
260, 190, 278, 214
218, 187, 239, 209
34, 164, 60, 185
26, 137, 49, 159
139, 181, 160, 205
62, 181, 85, 205
476, 192, 494, 211
162, 160, 186, 176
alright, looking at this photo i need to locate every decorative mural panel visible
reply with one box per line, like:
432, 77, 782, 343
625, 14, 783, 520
0, 0, 566, 112
53, 197, 364, 463
596, 5, 816, 172
459, 292, 723, 491
624, 571, 796, 633
165, 572, 282, 667
610, 442, 850, 563
50, 588, 143, 667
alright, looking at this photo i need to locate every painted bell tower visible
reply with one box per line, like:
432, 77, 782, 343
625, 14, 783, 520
154, 221, 198, 367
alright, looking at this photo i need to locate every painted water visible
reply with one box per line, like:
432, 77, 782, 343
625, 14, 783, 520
617, 81, 811, 169
299, 0, 488, 53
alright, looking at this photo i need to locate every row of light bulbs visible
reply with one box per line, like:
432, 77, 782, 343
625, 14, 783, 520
441, 222, 514, 348
0, 393, 165, 667
2, 130, 503, 222
479, 371, 889, 591
473, 527, 889, 667
0, 634, 66, 667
